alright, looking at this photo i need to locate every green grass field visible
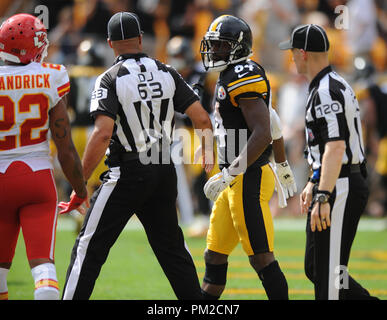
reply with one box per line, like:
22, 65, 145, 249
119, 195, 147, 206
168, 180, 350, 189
6, 216, 387, 300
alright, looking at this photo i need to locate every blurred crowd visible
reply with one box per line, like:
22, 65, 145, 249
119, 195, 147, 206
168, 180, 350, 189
1, 0, 386, 232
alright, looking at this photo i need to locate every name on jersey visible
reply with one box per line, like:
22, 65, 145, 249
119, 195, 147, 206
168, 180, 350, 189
0, 74, 50, 91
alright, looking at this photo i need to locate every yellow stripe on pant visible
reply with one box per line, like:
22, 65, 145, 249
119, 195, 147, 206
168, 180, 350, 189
376, 136, 387, 176
207, 164, 275, 256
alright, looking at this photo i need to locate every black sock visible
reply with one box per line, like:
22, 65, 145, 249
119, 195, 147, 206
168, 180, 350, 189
258, 260, 289, 300
201, 289, 220, 300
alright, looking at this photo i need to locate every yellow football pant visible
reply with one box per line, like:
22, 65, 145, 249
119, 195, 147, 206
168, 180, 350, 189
207, 164, 275, 256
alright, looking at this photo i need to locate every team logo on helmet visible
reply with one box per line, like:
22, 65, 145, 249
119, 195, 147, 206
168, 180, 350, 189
34, 31, 47, 48
215, 23, 222, 32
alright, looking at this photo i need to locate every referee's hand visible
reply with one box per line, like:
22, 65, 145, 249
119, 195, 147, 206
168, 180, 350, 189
310, 202, 331, 232
300, 182, 314, 214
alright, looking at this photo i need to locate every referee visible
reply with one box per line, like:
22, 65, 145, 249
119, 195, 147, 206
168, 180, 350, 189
279, 24, 378, 300
62, 12, 213, 300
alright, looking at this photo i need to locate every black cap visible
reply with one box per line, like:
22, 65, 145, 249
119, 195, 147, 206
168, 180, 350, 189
279, 24, 329, 52
107, 12, 143, 41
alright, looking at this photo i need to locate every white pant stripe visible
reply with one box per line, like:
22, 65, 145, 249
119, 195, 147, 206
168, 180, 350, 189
63, 168, 120, 299
49, 169, 58, 261
328, 177, 349, 300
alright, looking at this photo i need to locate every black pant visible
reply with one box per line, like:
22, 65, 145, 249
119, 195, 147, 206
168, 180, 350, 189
304, 172, 376, 300
62, 161, 202, 300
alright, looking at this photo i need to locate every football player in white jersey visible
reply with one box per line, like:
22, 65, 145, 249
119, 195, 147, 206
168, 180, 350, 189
0, 14, 87, 300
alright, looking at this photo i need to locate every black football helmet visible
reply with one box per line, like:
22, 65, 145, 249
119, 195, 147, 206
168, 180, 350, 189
200, 15, 252, 72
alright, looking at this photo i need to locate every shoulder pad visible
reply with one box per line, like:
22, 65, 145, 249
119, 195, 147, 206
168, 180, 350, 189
222, 61, 263, 83
223, 61, 268, 106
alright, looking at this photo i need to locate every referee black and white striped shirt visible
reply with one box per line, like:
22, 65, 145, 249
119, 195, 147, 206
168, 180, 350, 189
89, 53, 199, 163
305, 65, 366, 170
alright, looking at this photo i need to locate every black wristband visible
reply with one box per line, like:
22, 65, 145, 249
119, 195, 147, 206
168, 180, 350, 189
308, 176, 318, 184
316, 189, 331, 196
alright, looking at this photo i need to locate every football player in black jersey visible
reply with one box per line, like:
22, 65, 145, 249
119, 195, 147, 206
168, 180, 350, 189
199, 15, 290, 300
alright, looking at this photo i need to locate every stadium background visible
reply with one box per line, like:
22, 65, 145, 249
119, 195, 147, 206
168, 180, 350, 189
1, 0, 386, 300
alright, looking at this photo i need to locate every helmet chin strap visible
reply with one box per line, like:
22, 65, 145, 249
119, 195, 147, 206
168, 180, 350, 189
0, 52, 21, 63
209, 60, 228, 72
206, 51, 229, 71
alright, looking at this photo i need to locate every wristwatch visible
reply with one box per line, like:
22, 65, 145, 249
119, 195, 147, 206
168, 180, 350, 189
315, 190, 331, 204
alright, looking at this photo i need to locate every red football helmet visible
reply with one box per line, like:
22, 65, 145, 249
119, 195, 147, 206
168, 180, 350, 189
0, 13, 49, 64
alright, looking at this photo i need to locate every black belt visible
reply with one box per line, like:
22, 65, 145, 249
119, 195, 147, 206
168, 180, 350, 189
120, 152, 140, 162
105, 152, 140, 167
107, 151, 172, 167
339, 163, 361, 178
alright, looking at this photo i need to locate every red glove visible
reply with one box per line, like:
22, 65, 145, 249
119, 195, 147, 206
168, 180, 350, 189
58, 194, 87, 214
